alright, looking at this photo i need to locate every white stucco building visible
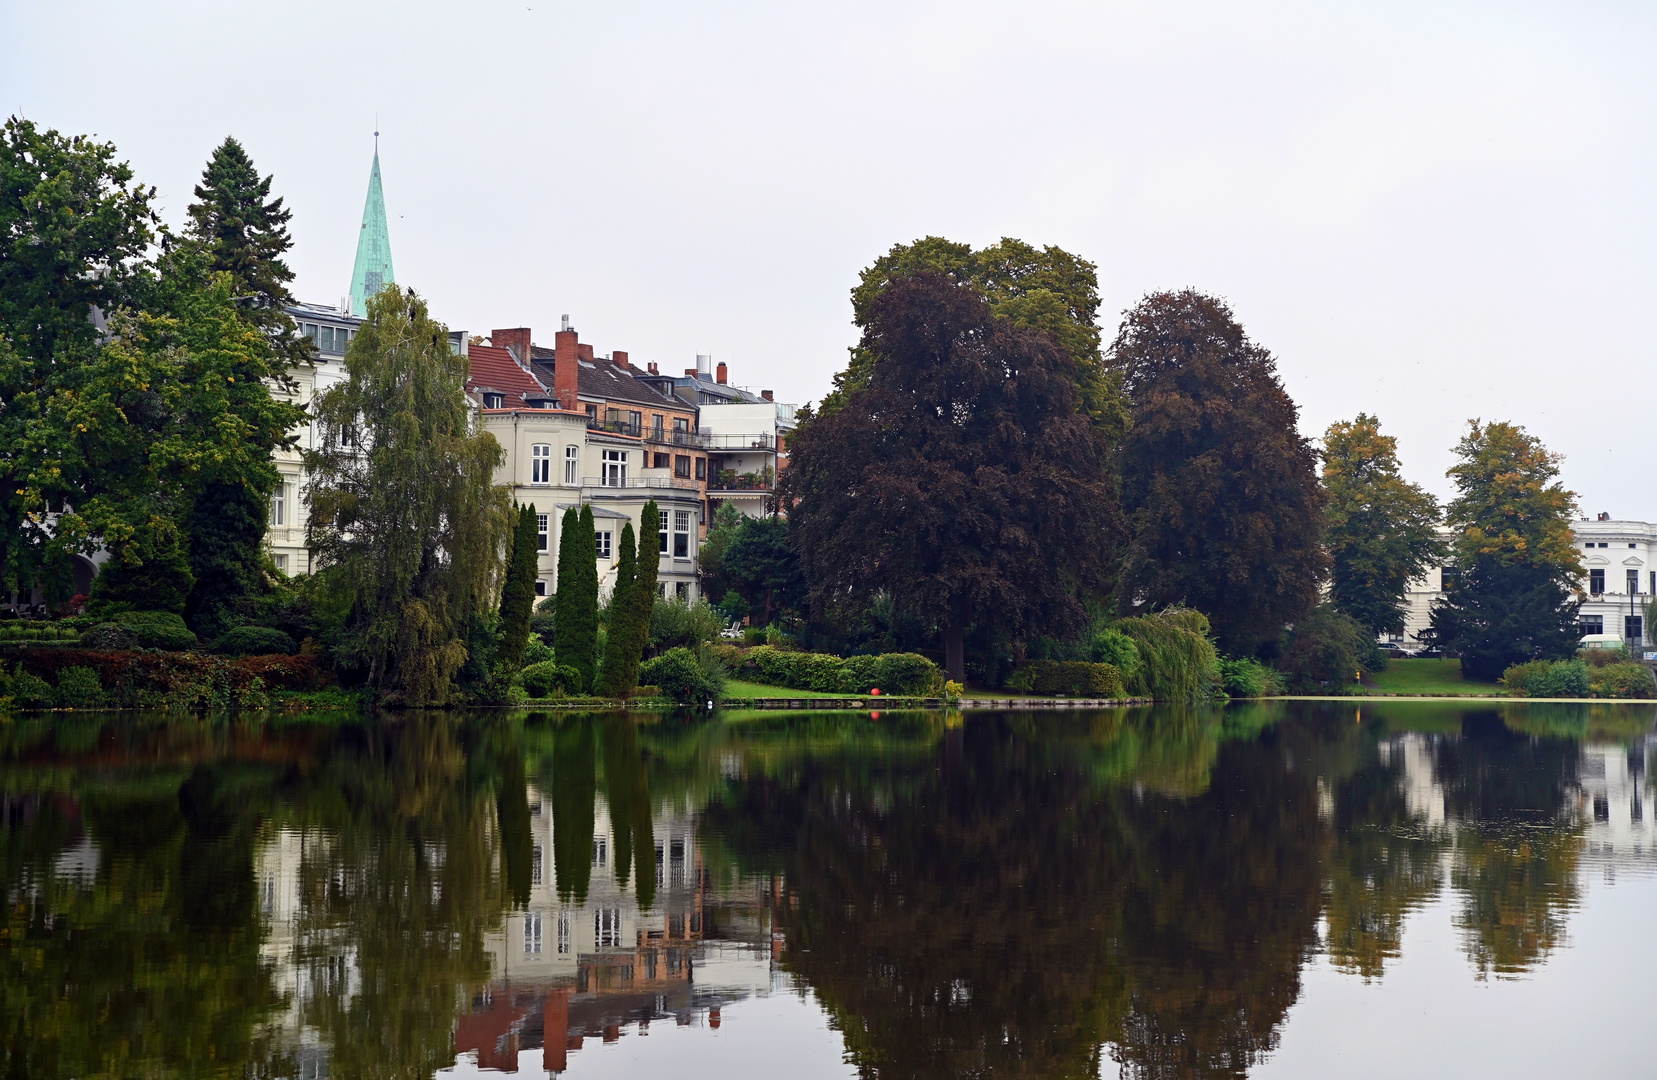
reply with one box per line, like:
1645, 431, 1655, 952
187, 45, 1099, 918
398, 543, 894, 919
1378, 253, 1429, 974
1394, 515, 1657, 653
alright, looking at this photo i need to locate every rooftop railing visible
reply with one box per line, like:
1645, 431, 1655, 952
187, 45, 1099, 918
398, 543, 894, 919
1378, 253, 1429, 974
587, 418, 643, 438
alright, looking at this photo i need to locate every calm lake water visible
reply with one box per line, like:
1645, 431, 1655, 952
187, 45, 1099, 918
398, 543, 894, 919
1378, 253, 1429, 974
3, 701, 1655, 1078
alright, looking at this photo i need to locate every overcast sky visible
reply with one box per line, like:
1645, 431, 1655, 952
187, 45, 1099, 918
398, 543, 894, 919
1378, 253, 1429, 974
5, 0, 1653, 512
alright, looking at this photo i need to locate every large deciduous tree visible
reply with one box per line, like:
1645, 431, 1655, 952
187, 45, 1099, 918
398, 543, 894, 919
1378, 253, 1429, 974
0, 117, 158, 601
305, 287, 512, 704
722, 516, 804, 626
785, 270, 1124, 682
1109, 290, 1326, 656
822, 236, 1127, 437
1321, 413, 1445, 637
1427, 420, 1582, 680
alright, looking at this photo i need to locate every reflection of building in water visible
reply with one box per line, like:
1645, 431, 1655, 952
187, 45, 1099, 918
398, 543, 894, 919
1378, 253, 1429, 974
1576, 737, 1655, 865
454, 786, 775, 1074
1379, 732, 1449, 828
255, 828, 353, 1080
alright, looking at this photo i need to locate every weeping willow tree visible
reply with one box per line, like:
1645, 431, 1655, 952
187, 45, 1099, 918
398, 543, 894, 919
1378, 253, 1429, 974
1115, 608, 1221, 700
305, 286, 512, 705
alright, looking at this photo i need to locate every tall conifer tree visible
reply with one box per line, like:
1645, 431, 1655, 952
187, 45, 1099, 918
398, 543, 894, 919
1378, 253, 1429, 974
599, 523, 638, 697
628, 500, 661, 655
496, 503, 540, 673
555, 505, 601, 691
181, 137, 308, 634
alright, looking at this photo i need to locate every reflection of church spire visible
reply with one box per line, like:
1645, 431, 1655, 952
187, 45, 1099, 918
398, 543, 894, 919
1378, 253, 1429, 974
347, 133, 394, 315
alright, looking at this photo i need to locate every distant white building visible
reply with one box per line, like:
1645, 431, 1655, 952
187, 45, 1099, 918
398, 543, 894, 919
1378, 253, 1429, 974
1395, 515, 1657, 652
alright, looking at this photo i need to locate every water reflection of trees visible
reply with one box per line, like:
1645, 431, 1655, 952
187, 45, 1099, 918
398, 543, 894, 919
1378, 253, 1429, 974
0, 701, 1635, 1078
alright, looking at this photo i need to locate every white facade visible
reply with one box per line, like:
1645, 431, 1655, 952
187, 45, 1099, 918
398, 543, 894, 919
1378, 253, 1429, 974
482, 408, 703, 602
696, 400, 796, 520
1395, 518, 1657, 652
267, 302, 361, 577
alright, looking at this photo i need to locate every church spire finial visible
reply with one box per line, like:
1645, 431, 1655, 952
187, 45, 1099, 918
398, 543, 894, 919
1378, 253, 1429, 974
347, 137, 394, 317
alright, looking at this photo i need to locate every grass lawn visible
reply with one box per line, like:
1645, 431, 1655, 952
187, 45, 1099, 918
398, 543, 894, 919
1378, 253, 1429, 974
1363, 657, 1505, 697
722, 679, 852, 699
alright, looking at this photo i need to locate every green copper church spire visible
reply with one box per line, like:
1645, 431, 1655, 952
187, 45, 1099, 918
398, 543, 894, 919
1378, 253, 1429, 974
347, 134, 394, 315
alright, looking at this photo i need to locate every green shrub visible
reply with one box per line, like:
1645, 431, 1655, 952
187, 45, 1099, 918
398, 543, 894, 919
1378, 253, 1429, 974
1219, 656, 1282, 698
836, 653, 946, 696
1580, 645, 1632, 668
212, 626, 296, 656
1007, 660, 1125, 697
1528, 659, 1591, 698
0, 623, 79, 643
649, 596, 726, 652
521, 636, 554, 667
11, 668, 55, 708
82, 622, 140, 650
521, 661, 583, 698
1590, 662, 1656, 699
639, 646, 726, 705
1089, 627, 1142, 685
1277, 604, 1376, 692
54, 666, 105, 708
1500, 660, 1551, 695
113, 611, 198, 651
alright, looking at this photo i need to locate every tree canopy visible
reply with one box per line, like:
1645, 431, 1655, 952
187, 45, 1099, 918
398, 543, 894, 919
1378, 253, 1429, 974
821, 236, 1127, 435
1428, 420, 1582, 679
786, 270, 1125, 681
305, 286, 512, 703
1321, 413, 1444, 636
1109, 290, 1326, 656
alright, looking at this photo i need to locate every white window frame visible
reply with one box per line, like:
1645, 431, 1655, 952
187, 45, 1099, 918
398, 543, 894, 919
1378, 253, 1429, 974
531, 443, 552, 485
271, 485, 287, 526
564, 445, 579, 485
673, 510, 691, 558
596, 530, 613, 560
537, 513, 550, 553
601, 449, 628, 487
524, 911, 543, 956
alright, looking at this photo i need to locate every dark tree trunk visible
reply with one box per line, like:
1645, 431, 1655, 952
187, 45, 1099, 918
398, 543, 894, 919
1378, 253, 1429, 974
943, 621, 966, 685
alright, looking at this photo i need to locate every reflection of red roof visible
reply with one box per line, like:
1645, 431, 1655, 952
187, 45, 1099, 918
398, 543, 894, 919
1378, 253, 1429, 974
466, 344, 553, 407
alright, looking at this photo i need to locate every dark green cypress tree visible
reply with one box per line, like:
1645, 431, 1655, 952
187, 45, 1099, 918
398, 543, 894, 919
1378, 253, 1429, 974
496, 503, 540, 673
599, 523, 638, 697
556, 505, 601, 692
629, 500, 662, 657
553, 505, 580, 657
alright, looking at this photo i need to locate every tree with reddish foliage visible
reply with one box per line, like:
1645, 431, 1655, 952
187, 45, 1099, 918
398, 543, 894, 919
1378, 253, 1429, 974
785, 271, 1124, 683
1109, 290, 1327, 656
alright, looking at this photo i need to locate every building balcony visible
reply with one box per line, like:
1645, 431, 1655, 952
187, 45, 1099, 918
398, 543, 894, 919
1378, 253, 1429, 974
641, 429, 777, 451
708, 470, 773, 493
582, 476, 701, 492
587, 418, 642, 438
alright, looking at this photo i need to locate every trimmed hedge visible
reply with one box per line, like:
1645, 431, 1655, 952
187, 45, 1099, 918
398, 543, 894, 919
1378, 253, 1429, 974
213, 626, 297, 656
719, 645, 945, 696
1007, 660, 1126, 697
89, 610, 198, 651
1497, 657, 1656, 699
1590, 662, 1656, 699
0, 623, 81, 644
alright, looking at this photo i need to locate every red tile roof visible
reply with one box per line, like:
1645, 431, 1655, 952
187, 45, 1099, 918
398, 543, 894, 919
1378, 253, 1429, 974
465, 344, 553, 407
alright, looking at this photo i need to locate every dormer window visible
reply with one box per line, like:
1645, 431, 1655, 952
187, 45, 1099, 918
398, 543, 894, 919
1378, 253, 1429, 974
483, 392, 504, 409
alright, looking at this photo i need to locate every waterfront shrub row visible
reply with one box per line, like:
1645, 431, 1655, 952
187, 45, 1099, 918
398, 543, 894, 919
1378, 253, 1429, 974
1006, 661, 1126, 698
1501, 657, 1656, 699
717, 645, 945, 697
0, 647, 328, 711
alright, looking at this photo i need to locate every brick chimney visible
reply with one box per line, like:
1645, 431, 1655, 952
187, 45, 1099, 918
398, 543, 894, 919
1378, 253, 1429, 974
684, 368, 698, 377
647, 361, 659, 375
577, 342, 594, 362
716, 362, 728, 384
612, 350, 629, 369
554, 325, 581, 411
761, 389, 773, 401
492, 327, 532, 367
